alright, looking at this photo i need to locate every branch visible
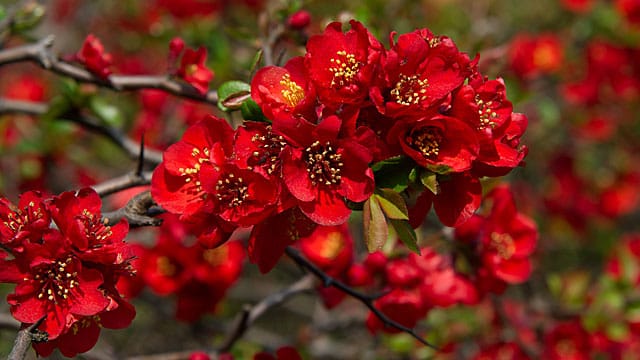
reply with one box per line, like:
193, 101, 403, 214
284, 246, 437, 349
218, 274, 315, 352
101, 190, 163, 228
91, 170, 153, 197
0, 97, 163, 164
7, 316, 47, 360
0, 36, 218, 105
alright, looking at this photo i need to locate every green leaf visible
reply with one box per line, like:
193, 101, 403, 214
364, 196, 388, 253
89, 96, 124, 127
425, 163, 452, 175
420, 171, 439, 195
390, 219, 420, 254
375, 189, 408, 220
43, 96, 72, 121
240, 99, 268, 122
371, 156, 415, 192
217, 80, 251, 112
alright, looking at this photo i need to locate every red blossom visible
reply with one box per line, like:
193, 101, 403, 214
305, 20, 385, 109
169, 39, 215, 95
287, 10, 311, 30
543, 320, 592, 360
74, 34, 113, 79
278, 115, 374, 225
508, 34, 563, 80
472, 341, 532, 360
0, 189, 135, 357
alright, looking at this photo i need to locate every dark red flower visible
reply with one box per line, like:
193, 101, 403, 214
617, 0, 640, 26
0, 191, 50, 252
0, 188, 135, 357
298, 224, 353, 277
543, 321, 591, 360
480, 186, 538, 284
248, 207, 317, 273
366, 288, 426, 334
409, 172, 482, 228
372, 28, 473, 118
388, 114, 479, 174
508, 34, 563, 80
305, 20, 385, 108
170, 41, 214, 95
74, 34, 113, 79
279, 115, 374, 225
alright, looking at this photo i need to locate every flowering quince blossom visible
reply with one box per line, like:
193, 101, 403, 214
168, 37, 215, 95
0, 189, 135, 357
454, 185, 537, 285
154, 20, 528, 281
73, 34, 113, 79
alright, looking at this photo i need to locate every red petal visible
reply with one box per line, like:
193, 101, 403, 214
299, 190, 351, 226
434, 173, 481, 227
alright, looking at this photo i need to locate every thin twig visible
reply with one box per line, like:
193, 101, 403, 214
91, 170, 153, 197
217, 274, 315, 352
0, 36, 218, 104
8, 316, 47, 360
0, 97, 163, 164
284, 246, 438, 349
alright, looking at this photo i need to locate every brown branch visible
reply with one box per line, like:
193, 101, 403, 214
0, 97, 163, 164
0, 35, 219, 104
217, 274, 315, 353
284, 246, 438, 349
101, 190, 163, 228
7, 316, 47, 360
91, 170, 153, 197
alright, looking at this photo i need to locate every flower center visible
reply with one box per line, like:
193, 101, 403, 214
475, 95, 498, 130
203, 247, 228, 266
428, 37, 441, 48
490, 232, 516, 260
81, 209, 113, 243
304, 141, 343, 186
329, 50, 360, 88
250, 127, 287, 175
407, 127, 442, 159
555, 339, 577, 357
178, 147, 210, 195
156, 256, 177, 277
391, 74, 428, 105
34, 255, 79, 304
279, 73, 304, 107
2, 201, 44, 234
319, 231, 344, 259
215, 173, 249, 207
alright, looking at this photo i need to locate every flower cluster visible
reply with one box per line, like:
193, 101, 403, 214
72, 34, 114, 79
0, 188, 135, 357
118, 214, 245, 322
151, 20, 528, 275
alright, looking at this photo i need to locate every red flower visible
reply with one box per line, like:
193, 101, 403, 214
388, 114, 479, 174
617, 0, 640, 26
0, 188, 135, 357
0, 191, 50, 252
248, 207, 317, 273
279, 115, 375, 225
409, 172, 482, 227
508, 34, 563, 80
372, 28, 473, 118
250, 56, 316, 124
543, 321, 591, 360
75, 34, 113, 79
169, 40, 214, 95
480, 185, 538, 284
298, 224, 353, 277
305, 20, 385, 108
366, 288, 427, 334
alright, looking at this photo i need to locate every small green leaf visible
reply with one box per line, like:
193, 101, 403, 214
217, 80, 251, 112
364, 196, 388, 253
371, 156, 415, 192
425, 163, 452, 175
89, 96, 124, 127
375, 189, 408, 220
420, 171, 439, 195
240, 99, 268, 122
390, 219, 420, 254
